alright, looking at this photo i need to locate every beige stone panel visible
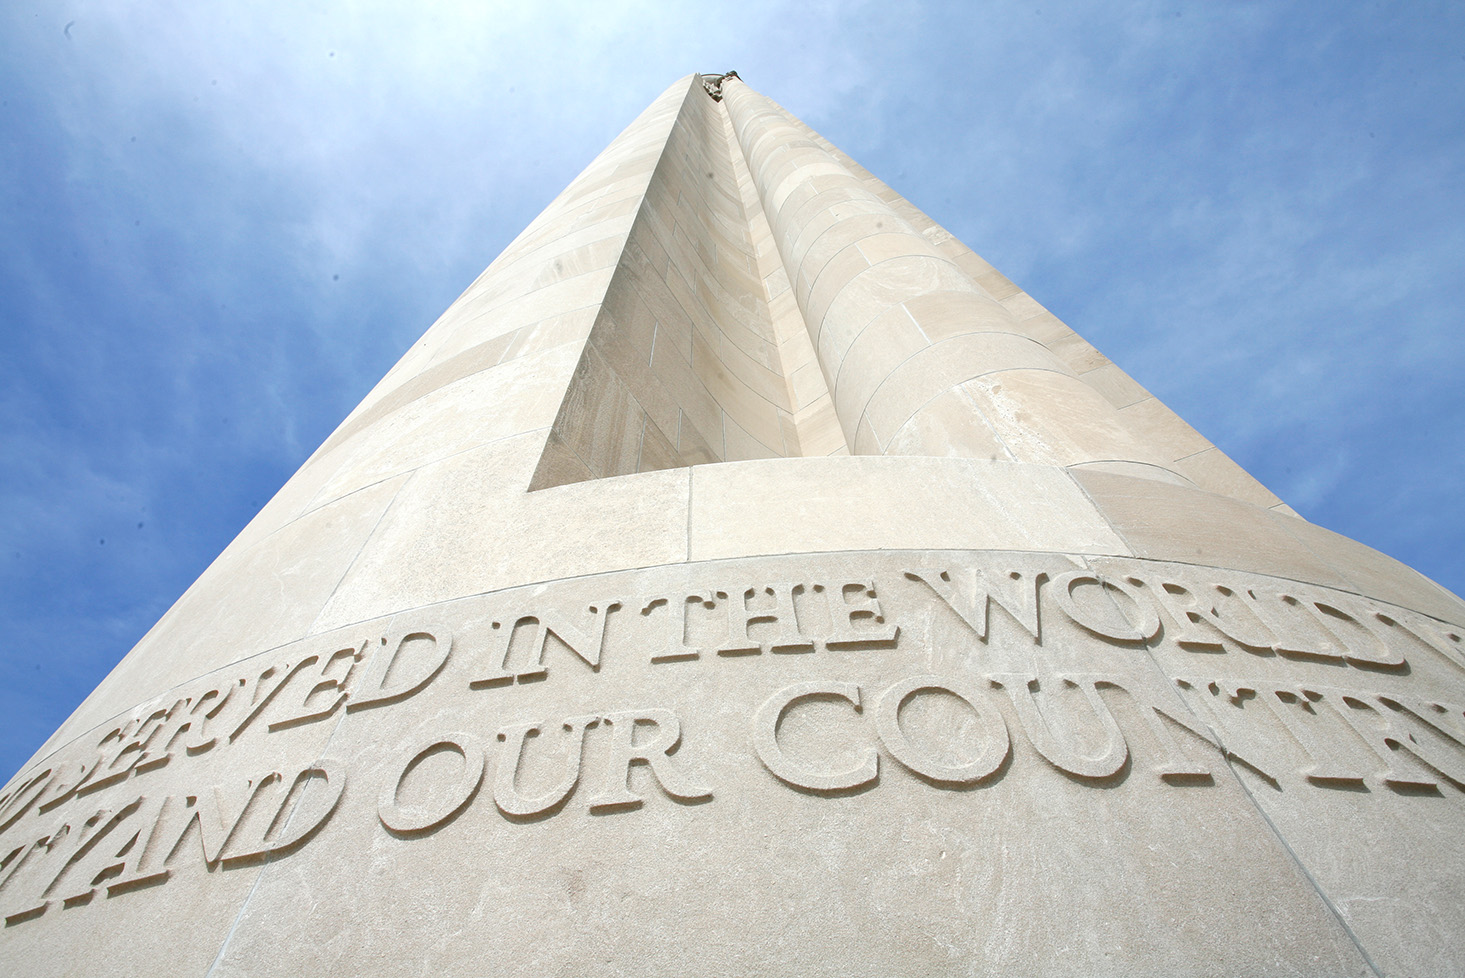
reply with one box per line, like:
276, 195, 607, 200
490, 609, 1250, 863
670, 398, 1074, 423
1072, 468, 1355, 588
473, 225, 633, 310
855, 411, 882, 454
722, 413, 782, 460
312, 328, 524, 462
961, 371, 1181, 471
776, 409, 803, 456
549, 166, 647, 210
1014, 309, 1073, 347
447, 268, 615, 352
777, 179, 863, 224
553, 345, 645, 480
1280, 518, 1465, 626
804, 243, 872, 326
616, 256, 696, 363
1171, 446, 1284, 509
884, 385, 1013, 460
762, 258, 792, 300
530, 428, 594, 489
942, 248, 1004, 297
752, 148, 829, 213
793, 210, 901, 282
693, 283, 763, 346
587, 324, 681, 443
651, 337, 723, 459
692, 353, 786, 455
854, 230, 944, 268
858, 333, 1071, 448
787, 200, 892, 276
49, 476, 406, 741
526, 235, 626, 291
0, 853, 258, 978
712, 247, 762, 296
791, 392, 847, 457
998, 290, 1049, 322
626, 220, 671, 278
565, 194, 642, 233
307, 344, 578, 509
787, 358, 828, 413
1117, 396, 1215, 463
901, 289, 1021, 341
315, 437, 690, 629
690, 456, 1130, 560
1066, 459, 1198, 488
782, 172, 863, 222
1080, 360, 1151, 409
973, 266, 1023, 301
663, 262, 716, 344
708, 305, 780, 373
831, 304, 929, 416
677, 411, 719, 465
598, 271, 660, 358
637, 415, 683, 474
766, 154, 848, 215
500, 307, 598, 362
713, 326, 792, 408
817, 256, 972, 370
1222, 766, 1465, 977
504, 199, 637, 265
1043, 327, 1110, 374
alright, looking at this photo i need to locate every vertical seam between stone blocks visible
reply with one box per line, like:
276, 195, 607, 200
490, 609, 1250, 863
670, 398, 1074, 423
684, 464, 694, 564
635, 415, 647, 472
1212, 750, 1384, 976
1071, 551, 1383, 976
1066, 468, 1137, 560
202, 681, 359, 978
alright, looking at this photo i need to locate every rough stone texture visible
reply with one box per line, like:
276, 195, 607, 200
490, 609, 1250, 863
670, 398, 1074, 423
3, 74, 1462, 977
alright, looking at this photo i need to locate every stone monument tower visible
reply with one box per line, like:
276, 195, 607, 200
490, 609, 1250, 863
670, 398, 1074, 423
2, 73, 1462, 976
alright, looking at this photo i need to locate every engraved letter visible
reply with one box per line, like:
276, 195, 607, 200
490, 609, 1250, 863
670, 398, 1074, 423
719, 583, 814, 656
493, 717, 597, 819
221, 761, 345, 866
268, 647, 363, 731
349, 625, 454, 712
875, 676, 1008, 785
471, 604, 620, 687
380, 736, 486, 835
1050, 572, 1159, 644
587, 710, 713, 811
753, 682, 878, 793
824, 583, 899, 649
993, 674, 1128, 779
905, 568, 1041, 643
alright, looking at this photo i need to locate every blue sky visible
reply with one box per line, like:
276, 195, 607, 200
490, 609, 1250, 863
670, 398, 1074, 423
2, 0, 1462, 782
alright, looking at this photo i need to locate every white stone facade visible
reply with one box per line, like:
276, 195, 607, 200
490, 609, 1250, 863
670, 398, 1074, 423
1, 74, 1462, 976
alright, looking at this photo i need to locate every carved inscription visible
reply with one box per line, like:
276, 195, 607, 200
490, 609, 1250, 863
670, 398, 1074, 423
0, 760, 343, 926
2, 553, 1463, 927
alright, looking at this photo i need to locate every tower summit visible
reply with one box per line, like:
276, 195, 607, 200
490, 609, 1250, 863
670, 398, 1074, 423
3, 74, 1462, 976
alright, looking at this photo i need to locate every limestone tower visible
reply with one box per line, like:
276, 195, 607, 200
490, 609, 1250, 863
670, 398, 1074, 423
3, 73, 1462, 977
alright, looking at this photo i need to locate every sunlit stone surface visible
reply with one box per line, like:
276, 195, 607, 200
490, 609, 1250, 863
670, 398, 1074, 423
3, 73, 1462, 977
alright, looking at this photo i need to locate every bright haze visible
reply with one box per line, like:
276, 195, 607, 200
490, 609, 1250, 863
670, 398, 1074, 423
2, 1, 1462, 781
